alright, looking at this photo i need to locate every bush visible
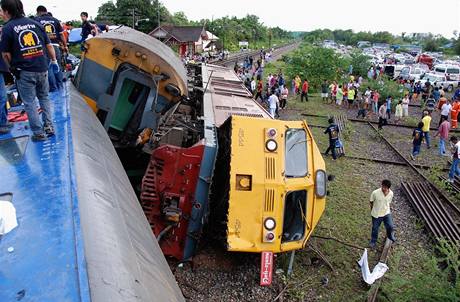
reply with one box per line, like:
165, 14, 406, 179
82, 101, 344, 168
344, 50, 371, 78
284, 45, 347, 89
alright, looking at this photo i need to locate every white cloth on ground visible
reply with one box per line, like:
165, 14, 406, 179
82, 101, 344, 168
357, 248, 388, 285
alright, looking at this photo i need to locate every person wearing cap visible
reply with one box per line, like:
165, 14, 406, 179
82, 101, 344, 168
35, 5, 67, 91
0, 0, 57, 141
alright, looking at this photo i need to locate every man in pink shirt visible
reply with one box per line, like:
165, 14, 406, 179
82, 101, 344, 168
435, 116, 450, 156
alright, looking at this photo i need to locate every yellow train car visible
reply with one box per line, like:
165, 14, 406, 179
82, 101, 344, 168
73, 27, 327, 286
215, 116, 327, 254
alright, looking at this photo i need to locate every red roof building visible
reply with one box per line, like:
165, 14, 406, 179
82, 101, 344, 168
149, 25, 208, 57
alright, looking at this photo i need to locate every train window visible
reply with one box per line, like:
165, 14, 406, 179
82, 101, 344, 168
282, 190, 307, 243
285, 129, 308, 178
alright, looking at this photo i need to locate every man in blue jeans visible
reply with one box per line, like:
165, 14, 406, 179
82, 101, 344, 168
369, 179, 396, 249
0, 53, 11, 134
0, 0, 58, 141
448, 136, 460, 183
35, 5, 67, 92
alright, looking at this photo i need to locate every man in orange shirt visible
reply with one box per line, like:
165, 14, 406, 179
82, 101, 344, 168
301, 79, 309, 102
62, 22, 72, 43
451, 99, 459, 129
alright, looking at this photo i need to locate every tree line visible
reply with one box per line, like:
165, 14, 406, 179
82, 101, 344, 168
95, 0, 292, 50
301, 29, 460, 55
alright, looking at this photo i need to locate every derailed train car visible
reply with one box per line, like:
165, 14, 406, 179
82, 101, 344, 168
75, 26, 327, 284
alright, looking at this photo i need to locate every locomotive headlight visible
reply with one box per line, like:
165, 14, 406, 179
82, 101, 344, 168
315, 170, 327, 198
265, 139, 278, 152
264, 217, 276, 230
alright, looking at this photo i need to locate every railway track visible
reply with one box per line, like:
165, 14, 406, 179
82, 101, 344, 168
302, 112, 460, 133
313, 114, 460, 301
365, 121, 460, 242
211, 41, 300, 67
305, 113, 460, 231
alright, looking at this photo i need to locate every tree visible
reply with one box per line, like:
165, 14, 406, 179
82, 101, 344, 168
95, 0, 172, 33
96, 1, 117, 23
346, 50, 371, 77
424, 38, 439, 52
284, 45, 346, 89
170, 12, 189, 25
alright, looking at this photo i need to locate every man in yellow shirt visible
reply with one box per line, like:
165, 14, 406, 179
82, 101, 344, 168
422, 110, 432, 149
369, 179, 395, 248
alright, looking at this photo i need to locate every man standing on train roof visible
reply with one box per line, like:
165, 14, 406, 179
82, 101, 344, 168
369, 179, 396, 249
0, 0, 57, 141
80, 12, 93, 51
323, 117, 339, 160
35, 5, 66, 92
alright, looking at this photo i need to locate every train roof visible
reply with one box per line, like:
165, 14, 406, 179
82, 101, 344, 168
201, 64, 272, 127
92, 26, 188, 92
0, 84, 183, 301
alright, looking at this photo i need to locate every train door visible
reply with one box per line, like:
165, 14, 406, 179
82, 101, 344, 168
98, 66, 159, 144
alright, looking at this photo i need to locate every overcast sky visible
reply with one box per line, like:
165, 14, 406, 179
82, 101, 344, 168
22, 0, 460, 38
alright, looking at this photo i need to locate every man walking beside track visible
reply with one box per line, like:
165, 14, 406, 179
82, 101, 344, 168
421, 110, 432, 149
324, 117, 339, 160
300, 78, 309, 102
369, 179, 396, 249
448, 136, 460, 183
0, 0, 58, 141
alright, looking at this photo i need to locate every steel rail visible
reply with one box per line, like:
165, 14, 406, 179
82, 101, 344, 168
301, 113, 460, 133
366, 121, 460, 217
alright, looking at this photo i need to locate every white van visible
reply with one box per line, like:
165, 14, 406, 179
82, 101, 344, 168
433, 64, 460, 81
399, 64, 430, 81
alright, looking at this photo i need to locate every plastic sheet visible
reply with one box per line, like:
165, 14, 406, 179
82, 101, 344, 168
0, 200, 18, 235
358, 249, 388, 285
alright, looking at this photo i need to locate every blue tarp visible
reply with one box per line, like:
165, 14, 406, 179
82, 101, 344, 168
69, 28, 82, 44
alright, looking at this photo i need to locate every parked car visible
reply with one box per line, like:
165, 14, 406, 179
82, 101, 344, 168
399, 64, 430, 81
432, 64, 460, 81
420, 73, 459, 92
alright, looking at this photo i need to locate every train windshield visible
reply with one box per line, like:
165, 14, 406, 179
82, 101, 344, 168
285, 129, 308, 177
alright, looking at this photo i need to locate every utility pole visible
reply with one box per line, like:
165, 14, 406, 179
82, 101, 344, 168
157, 0, 160, 28
132, 8, 135, 29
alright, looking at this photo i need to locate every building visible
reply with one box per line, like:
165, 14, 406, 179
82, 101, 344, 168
149, 25, 212, 57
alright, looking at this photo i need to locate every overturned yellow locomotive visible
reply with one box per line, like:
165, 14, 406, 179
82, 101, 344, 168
74, 26, 327, 285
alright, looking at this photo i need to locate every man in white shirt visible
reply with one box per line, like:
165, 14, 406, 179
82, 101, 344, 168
369, 179, 395, 248
268, 91, 279, 118
440, 100, 452, 122
250, 77, 256, 94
